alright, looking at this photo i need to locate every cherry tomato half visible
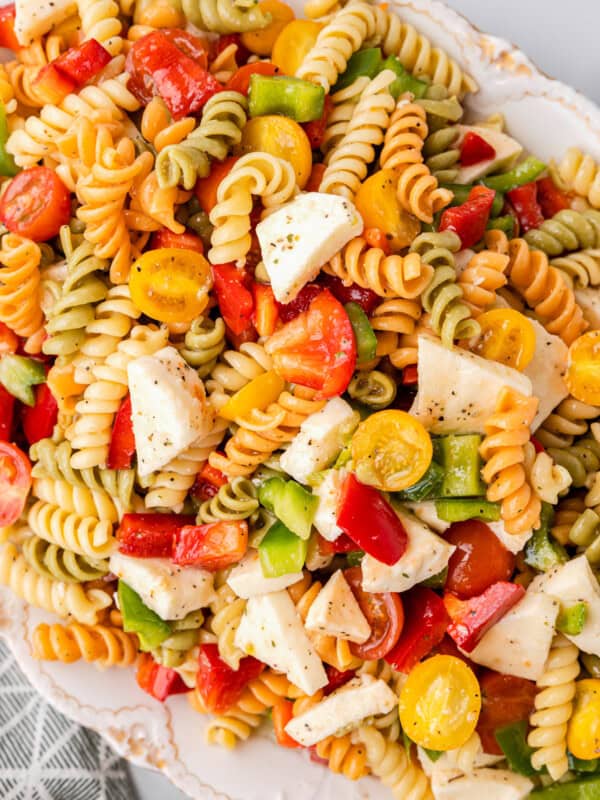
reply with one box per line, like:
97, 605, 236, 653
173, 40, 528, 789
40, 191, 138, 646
344, 566, 404, 660
129, 247, 212, 323
475, 309, 536, 371
0, 442, 32, 526
445, 520, 515, 599
351, 409, 432, 492
226, 61, 280, 95
239, 115, 312, 189
399, 654, 481, 750
271, 19, 322, 75
476, 670, 537, 755
566, 331, 600, 406
354, 169, 420, 252
0, 167, 70, 242
568, 679, 600, 760
195, 156, 239, 216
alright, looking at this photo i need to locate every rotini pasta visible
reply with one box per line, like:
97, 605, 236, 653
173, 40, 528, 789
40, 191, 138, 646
529, 451, 572, 505
322, 76, 370, 160
197, 477, 259, 523
358, 726, 433, 800
537, 396, 600, 449
547, 436, 600, 488
77, 0, 123, 55
524, 209, 600, 257
181, 0, 271, 33
177, 316, 226, 378
205, 579, 247, 670
458, 232, 510, 314
379, 96, 428, 173
0, 233, 44, 352
568, 507, 600, 564
22, 534, 109, 583
33, 621, 138, 666
27, 500, 115, 558
555, 148, 600, 208
347, 370, 397, 409
551, 249, 600, 288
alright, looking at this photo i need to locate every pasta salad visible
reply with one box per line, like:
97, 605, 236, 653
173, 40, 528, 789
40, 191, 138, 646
0, 0, 599, 797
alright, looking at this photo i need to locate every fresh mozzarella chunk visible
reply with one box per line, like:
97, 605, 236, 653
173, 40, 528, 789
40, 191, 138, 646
280, 398, 358, 485
487, 520, 533, 554
361, 509, 456, 593
312, 469, 346, 542
14, 0, 76, 45
410, 336, 532, 434
533, 555, 600, 656
285, 675, 396, 747
234, 590, 327, 696
226, 551, 303, 598
109, 553, 215, 621
305, 570, 370, 643
431, 767, 533, 800
256, 192, 363, 303
468, 590, 559, 680
576, 287, 600, 330
522, 320, 569, 431
128, 346, 214, 476
405, 501, 451, 534
454, 125, 523, 184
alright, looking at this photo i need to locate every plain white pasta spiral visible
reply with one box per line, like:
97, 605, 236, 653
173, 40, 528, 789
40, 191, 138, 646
556, 148, 600, 208
528, 634, 580, 781
529, 451, 573, 504
28, 500, 115, 558
77, 0, 123, 55
357, 726, 433, 800
322, 76, 370, 160
33, 476, 120, 523
206, 341, 273, 408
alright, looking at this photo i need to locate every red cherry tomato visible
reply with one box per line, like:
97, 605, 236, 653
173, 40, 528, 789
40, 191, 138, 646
197, 644, 264, 713
226, 61, 280, 94
445, 520, 515, 599
477, 670, 537, 755
0, 442, 32, 526
344, 566, 404, 660
319, 273, 380, 315
195, 156, 239, 215
0, 167, 70, 242
276, 283, 322, 323
150, 228, 204, 254
0, 5, 20, 52
302, 95, 332, 149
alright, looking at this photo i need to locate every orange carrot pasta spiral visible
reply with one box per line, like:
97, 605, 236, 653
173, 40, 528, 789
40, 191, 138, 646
396, 161, 453, 224
480, 387, 542, 534
369, 299, 422, 337
324, 237, 433, 299
379, 97, 428, 173
505, 236, 587, 344
32, 622, 138, 667
458, 234, 510, 313
0, 233, 43, 350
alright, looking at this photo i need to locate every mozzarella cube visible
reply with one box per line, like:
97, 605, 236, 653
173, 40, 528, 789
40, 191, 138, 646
410, 336, 532, 434
15, 0, 76, 45
226, 551, 303, 598
109, 552, 215, 621
431, 767, 533, 800
454, 125, 523, 184
305, 570, 370, 643
279, 398, 358, 485
576, 287, 600, 330
257, 192, 363, 303
522, 320, 569, 431
487, 520, 533, 554
285, 675, 397, 746
234, 590, 327, 696
361, 508, 456, 593
468, 590, 559, 680
312, 469, 346, 542
405, 501, 451, 534
533, 555, 600, 656
128, 346, 214, 476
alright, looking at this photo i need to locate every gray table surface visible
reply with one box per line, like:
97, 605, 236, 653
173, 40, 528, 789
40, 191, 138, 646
130, 2, 600, 797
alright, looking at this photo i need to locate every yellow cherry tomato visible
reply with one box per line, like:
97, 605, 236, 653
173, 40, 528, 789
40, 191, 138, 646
351, 409, 432, 492
241, 0, 295, 56
399, 655, 481, 751
219, 370, 285, 421
474, 309, 537, 371
355, 169, 420, 251
239, 115, 312, 189
271, 19, 323, 76
129, 248, 212, 324
566, 331, 600, 406
568, 679, 600, 760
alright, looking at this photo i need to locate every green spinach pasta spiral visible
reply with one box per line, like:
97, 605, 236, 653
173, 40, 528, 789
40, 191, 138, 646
569, 508, 600, 564
524, 209, 600, 257
347, 370, 397, 409
197, 477, 259, 523
152, 609, 204, 668
177, 316, 226, 378
551, 249, 600, 288
22, 534, 109, 583
181, 0, 270, 33
548, 437, 600, 487
419, 86, 464, 183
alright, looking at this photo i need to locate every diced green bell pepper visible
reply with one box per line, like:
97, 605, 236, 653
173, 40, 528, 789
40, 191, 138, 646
118, 580, 171, 651
259, 520, 307, 578
258, 476, 286, 513
422, 747, 443, 762
557, 602, 588, 636
248, 74, 325, 122
0, 102, 17, 177
435, 498, 501, 522
482, 156, 546, 193
569, 753, 600, 774
421, 566, 448, 590
379, 55, 428, 100
435, 434, 486, 497
333, 48, 383, 92
347, 549, 365, 567
529, 776, 600, 799
258, 477, 318, 540
0, 354, 46, 406
487, 215, 516, 235
345, 302, 377, 364
494, 721, 538, 777
524, 502, 568, 572
395, 460, 444, 502
442, 183, 505, 217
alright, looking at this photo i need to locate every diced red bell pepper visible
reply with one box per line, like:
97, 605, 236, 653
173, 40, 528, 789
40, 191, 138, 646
0, 384, 14, 442
536, 176, 572, 219
136, 653, 190, 701
194, 460, 228, 496
507, 182, 544, 233
33, 64, 77, 104
439, 186, 496, 249
197, 644, 264, 713
276, 283, 322, 323
385, 586, 450, 672
212, 263, 254, 336
324, 665, 355, 695
52, 39, 111, 87
213, 33, 250, 67
306, 163, 326, 193
460, 131, 496, 167
107, 395, 135, 470
317, 532, 357, 555
252, 283, 279, 338
336, 473, 408, 566
444, 581, 525, 653
302, 95, 332, 149
117, 512, 195, 558
0, 5, 20, 52
150, 228, 204, 254
402, 365, 418, 385
530, 436, 545, 454
272, 698, 301, 748
319, 274, 380, 315
173, 520, 248, 571
21, 383, 58, 446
